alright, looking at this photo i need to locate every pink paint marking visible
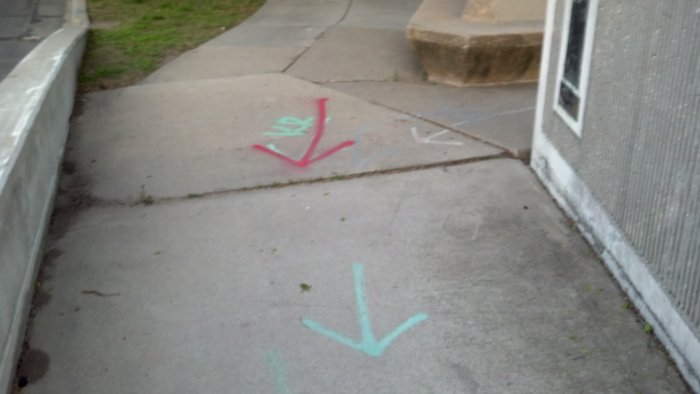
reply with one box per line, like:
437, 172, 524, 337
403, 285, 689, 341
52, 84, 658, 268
252, 98, 355, 168
252, 145, 301, 166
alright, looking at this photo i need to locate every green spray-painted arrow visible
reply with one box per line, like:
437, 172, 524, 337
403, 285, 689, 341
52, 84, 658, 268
302, 263, 428, 357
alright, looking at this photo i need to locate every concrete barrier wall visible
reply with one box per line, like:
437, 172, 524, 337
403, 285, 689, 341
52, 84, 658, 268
0, 1, 88, 391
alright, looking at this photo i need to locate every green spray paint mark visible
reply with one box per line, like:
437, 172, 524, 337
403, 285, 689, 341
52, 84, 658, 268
267, 350, 290, 394
302, 263, 428, 357
264, 116, 332, 137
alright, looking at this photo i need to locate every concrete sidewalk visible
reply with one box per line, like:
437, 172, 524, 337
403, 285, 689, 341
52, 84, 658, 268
0, 0, 65, 80
17, 0, 690, 393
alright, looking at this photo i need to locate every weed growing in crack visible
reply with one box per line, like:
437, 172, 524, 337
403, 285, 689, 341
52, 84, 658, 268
139, 185, 154, 206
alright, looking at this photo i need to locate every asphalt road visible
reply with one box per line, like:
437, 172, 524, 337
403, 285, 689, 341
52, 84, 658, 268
0, 0, 64, 80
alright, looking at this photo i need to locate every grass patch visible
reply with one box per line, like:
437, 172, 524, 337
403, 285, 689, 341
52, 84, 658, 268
80, 0, 263, 91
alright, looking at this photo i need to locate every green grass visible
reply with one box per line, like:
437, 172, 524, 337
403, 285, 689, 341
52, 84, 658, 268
80, 0, 263, 91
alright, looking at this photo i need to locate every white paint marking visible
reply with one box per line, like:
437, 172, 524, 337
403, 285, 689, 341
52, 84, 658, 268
410, 127, 464, 146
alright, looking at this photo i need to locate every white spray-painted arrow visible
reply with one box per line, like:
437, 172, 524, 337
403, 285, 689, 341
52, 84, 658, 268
410, 127, 464, 146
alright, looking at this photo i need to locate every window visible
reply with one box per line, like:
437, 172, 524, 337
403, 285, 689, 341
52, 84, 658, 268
554, 0, 598, 137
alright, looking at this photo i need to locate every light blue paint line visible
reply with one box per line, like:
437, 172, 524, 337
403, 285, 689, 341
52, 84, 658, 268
301, 319, 362, 351
376, 313, 428, 350
353, 263, 375, 343
302, 262, 428, 357
267, 350, 291, 394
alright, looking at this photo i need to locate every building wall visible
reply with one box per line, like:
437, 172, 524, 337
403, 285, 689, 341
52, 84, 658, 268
533, 0, 699, 391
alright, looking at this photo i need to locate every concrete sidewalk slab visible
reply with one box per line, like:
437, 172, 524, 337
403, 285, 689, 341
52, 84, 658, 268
243, 0, 348, 27
141, 46, 303, 84
36, 0, 66, 17
287, 26, 423, 83
0, 41, 34, 77
206, 24, 326, 47
0, 17, 28, 38
327, 81, 537, 157
24, 160, 688, 393
145, 0, 426, 85
70, 73, 500, 202
144, 0, 350, 84
26, 16, 64, 38
0, 0, 66, 80
339, 0, 422, 30
0, 0, 32, 16
11, 0, 692, 391
205, 0, 348, 47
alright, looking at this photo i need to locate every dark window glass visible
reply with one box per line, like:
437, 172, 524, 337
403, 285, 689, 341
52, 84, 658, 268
563, 0, 589, 88
558, 81, 580, 120
558, 0, 589, 121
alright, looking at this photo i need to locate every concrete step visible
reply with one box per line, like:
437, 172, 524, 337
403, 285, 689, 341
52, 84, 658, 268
406, 0, 544, 86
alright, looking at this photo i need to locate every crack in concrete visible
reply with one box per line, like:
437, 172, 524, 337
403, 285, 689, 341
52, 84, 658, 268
79, 152, 513, 209
348, 97, 526, 157
80, 290, 120, 297
282, 0, 354, 73
134, 151, 512, 206
315, 80, 533, 158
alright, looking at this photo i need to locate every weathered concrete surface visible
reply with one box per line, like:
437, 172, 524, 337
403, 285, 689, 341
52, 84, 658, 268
24, 160, 689, 393
339, 0, 422, 30
327, 81, 536, 157
0, 17, 28, 38
241, 0, 348, 28
0, 0, 88, 390
141, 46, 303, 84
14, 0, 693, 392
0, 42, 34, 79
463, 0, 547, 22
0, 0, 66, 80
287, 26, 423, 83
285, 0, 424, 83
143, 0, 350, 84
0, 0, 32, 16
146, 0, 426, 85
72, 73, 500, 202
407, 0, 542, 86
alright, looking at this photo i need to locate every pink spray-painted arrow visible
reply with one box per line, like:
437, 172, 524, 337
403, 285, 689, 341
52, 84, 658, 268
252, 98, 355, 168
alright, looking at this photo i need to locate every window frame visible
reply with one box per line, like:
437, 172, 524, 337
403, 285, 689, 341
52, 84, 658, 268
553, 0, 599, 137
